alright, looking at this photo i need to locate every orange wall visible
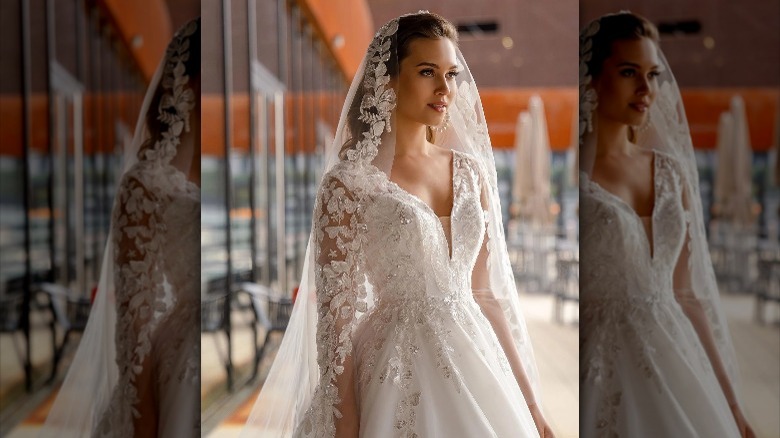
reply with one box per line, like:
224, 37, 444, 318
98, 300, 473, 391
199, 88, 778, 157
6, 88, 775, 159
481, 88, 577, 151
681, 88, 779, 152
296, 0, 374, 81
200, 88, 578, 156
0, 93, 140, 156
97, 0, 172, 82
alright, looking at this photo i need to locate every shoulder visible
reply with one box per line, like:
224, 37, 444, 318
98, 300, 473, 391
452, 149, 484, 175
118, 163, 159, 200
653, 149, 689, 183
318, 161, 377, 202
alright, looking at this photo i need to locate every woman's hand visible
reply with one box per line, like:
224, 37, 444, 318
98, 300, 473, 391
528, 404, 555, 438
729, 402, 756, 438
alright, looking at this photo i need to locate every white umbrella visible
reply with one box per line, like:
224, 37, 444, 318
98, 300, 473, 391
714, 95, 754, 225
511, 95, 552, 226
714, 110, 735, 218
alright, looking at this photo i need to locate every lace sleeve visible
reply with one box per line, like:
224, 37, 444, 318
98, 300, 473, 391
672, 171, 739, 407
299, 172, 367, 437
96, 174, 166, 436
470, 171, 538, 407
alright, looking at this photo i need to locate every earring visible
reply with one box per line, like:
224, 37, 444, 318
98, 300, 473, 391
637, 110, 651, 133
432, 110, 451, 133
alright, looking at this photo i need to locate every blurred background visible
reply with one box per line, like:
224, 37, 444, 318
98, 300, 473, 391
198, 0, 579, 437
581, 1, 779, 437
0, 0, 198, 435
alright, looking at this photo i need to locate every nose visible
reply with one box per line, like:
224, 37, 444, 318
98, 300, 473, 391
636, 76, 650, 95
435, 75, 450, 95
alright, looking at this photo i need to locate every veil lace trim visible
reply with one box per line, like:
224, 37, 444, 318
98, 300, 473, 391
94, 19, 198, 437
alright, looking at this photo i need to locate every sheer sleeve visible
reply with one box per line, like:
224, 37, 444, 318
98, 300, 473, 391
672, 175, 739, 408
299, 172, 367, 437
95, 174, 166, 437
470, 176, 538, 407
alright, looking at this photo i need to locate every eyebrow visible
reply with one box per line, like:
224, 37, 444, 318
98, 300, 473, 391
617, 61, 660, 70
415, 61, 460, 70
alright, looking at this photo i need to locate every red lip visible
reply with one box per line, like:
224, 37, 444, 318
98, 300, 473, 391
629, 102, 649, 112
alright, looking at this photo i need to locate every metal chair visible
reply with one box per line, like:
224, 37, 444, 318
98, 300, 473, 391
236, 281, 293, 381
39, 282, 91, 382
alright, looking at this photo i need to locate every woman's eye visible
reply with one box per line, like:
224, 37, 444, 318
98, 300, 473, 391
620, 69, 635, 77
648, 71, 660, 79
420, 69, 434, 77
446, 71, 460, 79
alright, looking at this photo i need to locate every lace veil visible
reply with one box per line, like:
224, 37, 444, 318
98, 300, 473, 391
242, 11, 540, 436
41, 18, 200, 437
579, 12, 740, 386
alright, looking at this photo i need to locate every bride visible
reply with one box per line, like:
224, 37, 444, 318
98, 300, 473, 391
578, 12, 754, 437
242, 11, 554, 438
42, 18, 200, 437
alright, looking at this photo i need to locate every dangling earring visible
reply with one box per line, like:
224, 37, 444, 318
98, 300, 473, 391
637, 110, 651, 133
432, 110, 451, 133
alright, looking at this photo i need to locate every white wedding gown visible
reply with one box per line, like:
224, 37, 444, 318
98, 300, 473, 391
94, 161, 200, 437
295, 150, 538, 437
579, 151, 739, 437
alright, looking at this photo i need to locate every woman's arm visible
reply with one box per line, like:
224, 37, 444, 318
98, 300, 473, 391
113, 175, 163, 436
673, 185, 754, 437
311, 175, 363, 437
470, 179, 554, 437
471, 242, 537, 407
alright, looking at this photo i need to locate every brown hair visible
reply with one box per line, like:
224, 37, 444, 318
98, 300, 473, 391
586, 12, 659, 80
340, 12, 458, 160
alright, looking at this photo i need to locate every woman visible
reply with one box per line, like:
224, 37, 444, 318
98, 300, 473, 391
578, 12, 754, 437
42, 18, 200, 437
243, 11, 554, 437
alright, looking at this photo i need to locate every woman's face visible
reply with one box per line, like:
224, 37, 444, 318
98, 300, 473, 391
593, 37, 660, 128
395, 37, 459, 129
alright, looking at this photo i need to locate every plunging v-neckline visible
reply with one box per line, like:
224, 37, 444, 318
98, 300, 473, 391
386, 150, 457, 262
588, 151, 658, 261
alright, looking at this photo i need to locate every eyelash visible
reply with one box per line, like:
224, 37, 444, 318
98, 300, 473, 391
420, 69, 460, 79
620, 69, 660, 79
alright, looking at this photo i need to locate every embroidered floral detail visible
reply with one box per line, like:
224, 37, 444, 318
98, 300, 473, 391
579, 18, 600, 145
144, 20, 197, 164
94, 19, 199, 438
580, 152, 714, 433
348, 19, 398, 164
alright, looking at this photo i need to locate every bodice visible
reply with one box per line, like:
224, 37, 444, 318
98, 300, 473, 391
359, 150, 486, 305
579, 152, 688, 305
161, 178, 200, 304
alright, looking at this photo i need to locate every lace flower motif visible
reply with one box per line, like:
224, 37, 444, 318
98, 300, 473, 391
348, 19, 398, 163
144, 20, 197, 164
579, 18, 600, 145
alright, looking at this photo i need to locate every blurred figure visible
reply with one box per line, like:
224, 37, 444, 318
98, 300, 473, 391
242, 11, 554, 438
42, 18, 201, 437
579, 12, 754, 437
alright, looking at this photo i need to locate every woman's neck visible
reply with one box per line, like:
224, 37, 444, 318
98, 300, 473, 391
393, 113, 431, 158
595, 114, 636, 158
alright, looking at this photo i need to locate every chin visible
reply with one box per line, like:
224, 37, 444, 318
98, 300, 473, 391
625, 114, 647, 127
422, 114, 446, 127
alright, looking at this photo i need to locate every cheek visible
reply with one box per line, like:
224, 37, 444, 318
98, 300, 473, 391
600, 79, 632, 108
647, 83, 659, 103
399, 76, 424, 103
447, 80, 457, 98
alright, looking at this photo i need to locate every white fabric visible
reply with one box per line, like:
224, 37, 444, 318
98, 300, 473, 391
579, 12, 741, 436
42, 18, 200, 437
243, 12, 542, 437
580, 152, 739, 436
